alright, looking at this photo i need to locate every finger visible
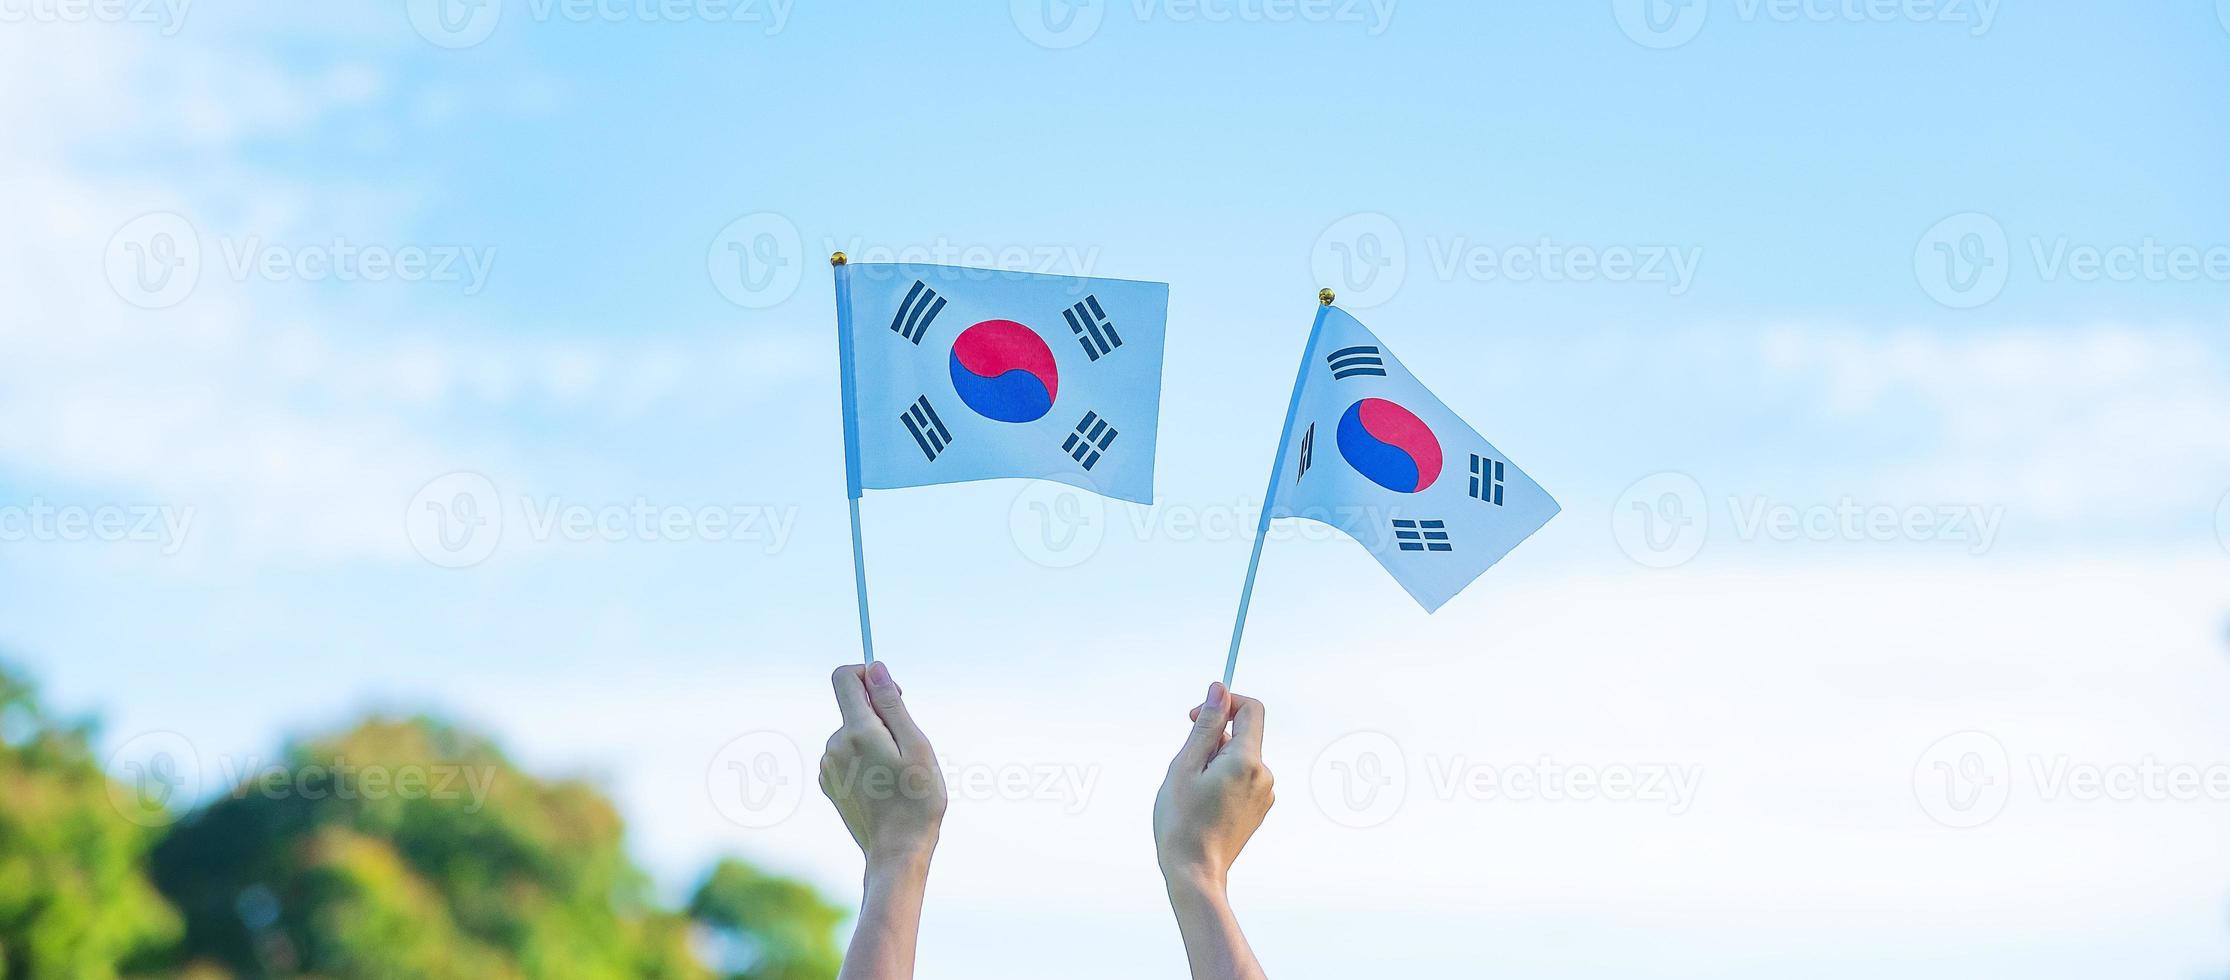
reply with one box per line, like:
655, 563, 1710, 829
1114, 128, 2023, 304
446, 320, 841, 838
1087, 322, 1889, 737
1186, 704, 1227, 755
865, 662, 932, 757
1174, 682, 1232, 771
831, 665, 877, 728
1227, 694, 1266, 758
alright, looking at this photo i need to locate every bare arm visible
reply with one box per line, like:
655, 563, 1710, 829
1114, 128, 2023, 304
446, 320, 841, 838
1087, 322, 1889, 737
843, 848, 933, 980
821, 663, 946, 980
1153, 683, 1273, 980
1165, 870, 1266, 980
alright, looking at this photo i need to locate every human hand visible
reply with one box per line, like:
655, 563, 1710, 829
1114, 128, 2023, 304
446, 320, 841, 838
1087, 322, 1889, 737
820, 663, 946, 872
1153, 681, 1273, 889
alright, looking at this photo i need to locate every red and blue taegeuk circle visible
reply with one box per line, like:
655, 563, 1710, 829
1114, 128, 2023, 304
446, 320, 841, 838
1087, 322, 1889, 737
949, 319, 1059, 423
1335, 397, 1442, 493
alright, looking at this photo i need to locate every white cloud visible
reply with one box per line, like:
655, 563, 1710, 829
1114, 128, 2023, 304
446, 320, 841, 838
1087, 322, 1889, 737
0, 23, 810, 570
1762, 324, 2230, 527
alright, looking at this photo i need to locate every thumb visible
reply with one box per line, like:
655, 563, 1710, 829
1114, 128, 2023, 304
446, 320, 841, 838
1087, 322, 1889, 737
1174, 682, 1230, 771
865, 662, 931, 756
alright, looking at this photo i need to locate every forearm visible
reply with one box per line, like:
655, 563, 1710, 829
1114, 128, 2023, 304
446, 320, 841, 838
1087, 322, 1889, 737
1165, 872, 1266, 980
840, 851, 933, 980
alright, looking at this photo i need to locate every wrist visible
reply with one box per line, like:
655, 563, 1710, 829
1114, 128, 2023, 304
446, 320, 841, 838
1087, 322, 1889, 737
1160, 860, 1228, 900
865, 837, 937, 884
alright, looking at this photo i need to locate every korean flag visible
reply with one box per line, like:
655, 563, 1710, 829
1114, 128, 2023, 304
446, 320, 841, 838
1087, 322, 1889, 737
836, 262, 1169, 504
1263, 304, 1558, 611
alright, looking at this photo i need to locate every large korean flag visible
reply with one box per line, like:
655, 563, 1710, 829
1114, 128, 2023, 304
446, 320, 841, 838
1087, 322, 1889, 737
837, 262, 1169, 504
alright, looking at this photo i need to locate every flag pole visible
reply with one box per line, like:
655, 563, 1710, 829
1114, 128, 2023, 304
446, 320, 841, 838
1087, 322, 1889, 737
1221, 288, 1336, 688
832, 251, 876, 664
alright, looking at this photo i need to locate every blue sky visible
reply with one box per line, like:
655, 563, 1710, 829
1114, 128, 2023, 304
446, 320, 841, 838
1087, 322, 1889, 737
6, 2, 2230, 977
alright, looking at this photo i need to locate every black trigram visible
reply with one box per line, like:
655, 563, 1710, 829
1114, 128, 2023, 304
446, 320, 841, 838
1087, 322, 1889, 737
1064, 294, 1122, 360
1392, 518, 1452, 552
1295, 423, 1314, 481
1061, 411, 1118, 470
1326, 345, 1386, 379
1469, 454, 1505, 505
900, 396, 951, 461
889, 280, 947, 344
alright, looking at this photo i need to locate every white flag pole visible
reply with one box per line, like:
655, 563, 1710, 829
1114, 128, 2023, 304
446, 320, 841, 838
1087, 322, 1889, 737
832, 252, 876, 664
1221, 288, 1335, 688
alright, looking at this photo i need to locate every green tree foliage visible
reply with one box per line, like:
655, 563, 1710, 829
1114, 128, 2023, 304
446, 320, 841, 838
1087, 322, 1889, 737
0, 658, 845, 980
688, 860, 843, 980
150, 717, 709, 980
0, 664, 181, 979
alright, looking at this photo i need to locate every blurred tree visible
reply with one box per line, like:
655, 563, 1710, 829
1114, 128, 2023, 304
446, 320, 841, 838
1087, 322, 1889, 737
687, 860, 843, 980
0, 663, 182, 978
150, 716, 710, 980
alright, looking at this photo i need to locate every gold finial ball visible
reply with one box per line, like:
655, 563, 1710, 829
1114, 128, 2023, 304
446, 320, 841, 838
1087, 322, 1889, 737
1318, 287, 1336, 306
830, 251, 848, 266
